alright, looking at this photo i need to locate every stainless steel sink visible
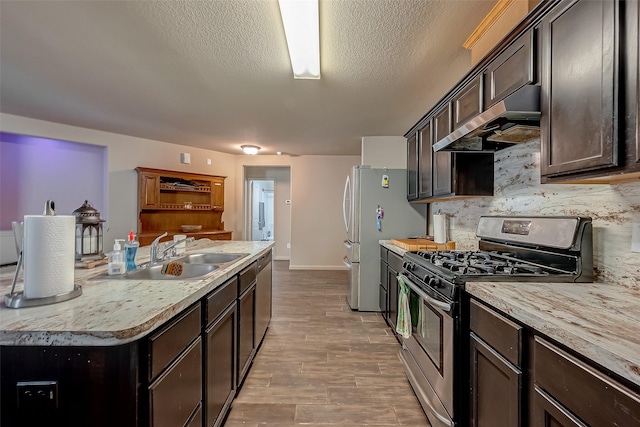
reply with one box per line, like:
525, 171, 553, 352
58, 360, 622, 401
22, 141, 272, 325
173, 252, 249, 265
92, 263, 219, 281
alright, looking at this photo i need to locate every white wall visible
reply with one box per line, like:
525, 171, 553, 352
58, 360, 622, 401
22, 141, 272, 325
0, 113, 237, 249
1, 113, 361, 270
235, 155, 360, 269
361, 136, 407, 169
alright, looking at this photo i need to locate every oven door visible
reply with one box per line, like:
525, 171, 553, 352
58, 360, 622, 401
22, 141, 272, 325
399, 274, 454, 427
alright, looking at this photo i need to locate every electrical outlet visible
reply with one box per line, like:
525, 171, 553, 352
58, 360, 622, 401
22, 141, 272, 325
17, 381, 58, 409
286, 243, 291, 249
632, 223, 640, 253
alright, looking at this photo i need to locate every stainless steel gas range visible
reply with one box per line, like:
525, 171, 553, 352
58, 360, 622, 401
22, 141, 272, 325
397, 216, 593, 427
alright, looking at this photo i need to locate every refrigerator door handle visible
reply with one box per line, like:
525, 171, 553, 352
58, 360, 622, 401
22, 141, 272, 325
343, 256, 352, 269
343, 175, 350, 234
343, 240, 352, 249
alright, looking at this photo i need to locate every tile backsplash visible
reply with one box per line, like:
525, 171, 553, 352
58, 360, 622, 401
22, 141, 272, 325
431, 140, 640, 288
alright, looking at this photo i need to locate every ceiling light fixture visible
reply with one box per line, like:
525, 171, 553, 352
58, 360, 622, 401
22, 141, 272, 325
241, 145, 261, 155
278, 0, 320, 79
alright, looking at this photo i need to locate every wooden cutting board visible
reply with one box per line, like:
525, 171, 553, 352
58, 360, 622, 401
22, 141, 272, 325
391, 238, 456, 251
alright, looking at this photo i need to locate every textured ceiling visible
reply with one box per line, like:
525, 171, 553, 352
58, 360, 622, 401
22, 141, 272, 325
0, 0, 498, 155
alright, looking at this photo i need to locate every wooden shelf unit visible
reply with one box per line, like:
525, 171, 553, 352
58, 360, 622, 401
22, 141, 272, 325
136, 167, 230, 246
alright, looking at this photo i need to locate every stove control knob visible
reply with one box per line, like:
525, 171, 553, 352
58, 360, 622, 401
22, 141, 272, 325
428, 277, 441, 288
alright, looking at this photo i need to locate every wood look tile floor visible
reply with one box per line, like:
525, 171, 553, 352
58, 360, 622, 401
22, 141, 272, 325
224, 261, 430, 426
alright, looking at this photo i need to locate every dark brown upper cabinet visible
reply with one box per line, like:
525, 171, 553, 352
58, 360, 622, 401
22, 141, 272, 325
433, 104, 453, 196
540, 0, 619, 179
406, 132, 419, 201
484, 29, 535, 108
418, 120, 433, 199
453, 75, 483, 129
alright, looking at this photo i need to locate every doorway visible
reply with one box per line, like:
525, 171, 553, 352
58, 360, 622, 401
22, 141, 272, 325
247, 180, 275, 241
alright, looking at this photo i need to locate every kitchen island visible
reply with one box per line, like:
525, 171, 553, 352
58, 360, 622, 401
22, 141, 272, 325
0, 239, 274, 427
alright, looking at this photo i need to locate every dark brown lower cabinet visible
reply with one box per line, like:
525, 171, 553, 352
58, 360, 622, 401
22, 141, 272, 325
532, 337, 640, 427
255, 250, 272, 346
470, 333, 521, 427
532, 386, 587, 427
206, 303, 237, 427
149, 338, 202, 427
238, 281, 256, 385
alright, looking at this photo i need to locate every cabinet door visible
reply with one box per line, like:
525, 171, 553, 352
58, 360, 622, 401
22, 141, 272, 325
255, 255, 272, 346
540, 0, 619, 177
470, 333, 521, 427
407, 132, 419, 200
140, 172, 160, 209
237, 283, 256, 384
453, 75, 482, 129
433, 105, 452, 196
484, 30, 534, 107
149, 338, 202, 427
206, 303, 237, 427
418, 121, 433, 199
212, 179, 224, 210
388, 267, 398, 333
532, 386, 587, 427
379, 258, 388, 318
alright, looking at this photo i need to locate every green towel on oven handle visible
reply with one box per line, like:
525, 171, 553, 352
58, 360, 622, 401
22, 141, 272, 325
395, 274, 411, 338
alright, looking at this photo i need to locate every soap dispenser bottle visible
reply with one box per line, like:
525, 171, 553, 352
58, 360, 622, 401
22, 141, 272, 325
125, 230, 139, 272
108, 239, 126, 275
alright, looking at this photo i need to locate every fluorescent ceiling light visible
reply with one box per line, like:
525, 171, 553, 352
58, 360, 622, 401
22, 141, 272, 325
278, 0, 320, 79
241, 145, 261, 155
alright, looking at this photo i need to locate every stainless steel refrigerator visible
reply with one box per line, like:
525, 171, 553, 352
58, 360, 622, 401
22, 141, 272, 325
342, 166, 427, 311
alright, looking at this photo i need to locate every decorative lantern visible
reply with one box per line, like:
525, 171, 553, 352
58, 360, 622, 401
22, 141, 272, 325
72, 200, 105, 261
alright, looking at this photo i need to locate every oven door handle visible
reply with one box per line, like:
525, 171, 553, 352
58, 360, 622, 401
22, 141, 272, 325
401, 275, 452, 313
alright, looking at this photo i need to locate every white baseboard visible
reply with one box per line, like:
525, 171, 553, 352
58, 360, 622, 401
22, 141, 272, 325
1, 230, 18, 265
288, 264, 349, 271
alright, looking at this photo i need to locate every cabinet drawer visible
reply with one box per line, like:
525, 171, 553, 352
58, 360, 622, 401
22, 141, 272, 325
484, 29, 534, 107
239, 262, 257, 294
149, 338, 202, 427
470, 299, 522, 367
453, 74, 482, 129
388, 251, 403, 273
206, 277, 238, 326
211, 232, 231, 240
534, 337, 640, 426
257, 250, 272, 272
380, 246, 388, 263
148, 302, 201, 381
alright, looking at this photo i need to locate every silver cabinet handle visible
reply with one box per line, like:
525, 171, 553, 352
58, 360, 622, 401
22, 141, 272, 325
401, 275, 452, 313
343, 240, 352, 249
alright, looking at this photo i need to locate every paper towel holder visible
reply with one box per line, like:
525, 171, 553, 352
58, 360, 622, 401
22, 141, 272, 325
4, 216, 82, 309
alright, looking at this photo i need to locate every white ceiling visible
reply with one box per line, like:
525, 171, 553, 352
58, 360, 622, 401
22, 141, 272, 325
0, 0, 498, 156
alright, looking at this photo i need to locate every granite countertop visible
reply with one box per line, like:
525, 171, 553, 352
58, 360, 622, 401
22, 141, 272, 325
379, 240, 410, 257
0, 239, 274, 347
466, 281, 640, 388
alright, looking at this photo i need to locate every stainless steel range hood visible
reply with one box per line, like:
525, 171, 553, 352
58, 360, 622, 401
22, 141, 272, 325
432, 85, 541, 152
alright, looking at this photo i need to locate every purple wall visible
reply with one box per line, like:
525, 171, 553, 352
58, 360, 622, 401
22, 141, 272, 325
0, 132, 107, 230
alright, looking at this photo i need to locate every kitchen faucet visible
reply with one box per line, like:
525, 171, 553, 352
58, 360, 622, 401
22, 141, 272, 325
149, 232, 195, 264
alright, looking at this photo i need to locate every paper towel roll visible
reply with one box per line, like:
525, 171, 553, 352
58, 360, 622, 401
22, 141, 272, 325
23, 215, 76, 299
433, 214, 447, 244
